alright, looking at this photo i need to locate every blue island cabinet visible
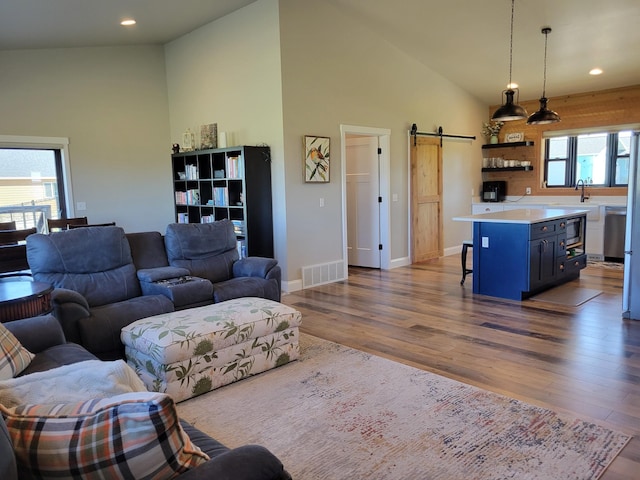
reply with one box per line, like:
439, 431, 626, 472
454, 209, 588, 301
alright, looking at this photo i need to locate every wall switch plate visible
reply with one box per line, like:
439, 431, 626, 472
319, 197, 325, 207
482, 236, 489, 248
76, 201, 86, 211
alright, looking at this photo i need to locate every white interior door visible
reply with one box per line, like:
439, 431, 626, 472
346, 136, 380, 268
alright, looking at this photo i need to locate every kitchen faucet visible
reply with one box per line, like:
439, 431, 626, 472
575, 179, 589, 202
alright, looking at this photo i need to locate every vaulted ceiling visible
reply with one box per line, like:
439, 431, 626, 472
1, 0, 639, 105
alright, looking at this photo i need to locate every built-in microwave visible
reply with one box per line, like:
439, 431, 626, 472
566, 216, 584, 246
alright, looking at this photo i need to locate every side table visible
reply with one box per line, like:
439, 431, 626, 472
0, 281, 53, 322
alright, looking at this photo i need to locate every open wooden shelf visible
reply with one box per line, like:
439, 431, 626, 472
482, 141, 534, 149
481, 166, 533, 172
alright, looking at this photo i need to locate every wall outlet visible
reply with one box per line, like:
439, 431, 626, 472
525, 187, 532, 195
76, 201, 87, 211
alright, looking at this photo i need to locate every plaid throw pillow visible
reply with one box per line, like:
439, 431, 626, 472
0, 392, 209, 480
0, 322, 34, 380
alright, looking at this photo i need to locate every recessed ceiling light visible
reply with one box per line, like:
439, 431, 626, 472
589, 68, 603, 76
120, 19, 136, 26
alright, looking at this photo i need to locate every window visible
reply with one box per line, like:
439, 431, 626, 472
0, 148, 67, 231
43, 182, 58, 199
544, 130, 633, 188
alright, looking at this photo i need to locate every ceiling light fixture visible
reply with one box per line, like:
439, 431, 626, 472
527, 27, 561, 125
491, 0, 528, 122
589, 68, 603, 76
120, 19, 136, 26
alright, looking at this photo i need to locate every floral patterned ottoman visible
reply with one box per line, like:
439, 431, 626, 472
120, 297, 301, 402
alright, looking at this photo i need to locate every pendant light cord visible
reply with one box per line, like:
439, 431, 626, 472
541, 28, 550, 97
508, 0, 515, 87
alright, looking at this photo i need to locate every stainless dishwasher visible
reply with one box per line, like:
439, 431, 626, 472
604, 206, 627, 260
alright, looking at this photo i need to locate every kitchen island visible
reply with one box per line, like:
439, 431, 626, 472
453, 208, 588, 300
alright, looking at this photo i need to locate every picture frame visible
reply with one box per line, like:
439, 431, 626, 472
304, 135, 330, 183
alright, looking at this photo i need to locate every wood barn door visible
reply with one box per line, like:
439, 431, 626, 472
410, 136, 443, 262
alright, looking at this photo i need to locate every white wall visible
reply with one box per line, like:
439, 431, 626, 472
164, 0, 288, 274
0, 46, 173, 233
0, 0, 487, 287
278, 0, 486, 280
164, 0, 486, 287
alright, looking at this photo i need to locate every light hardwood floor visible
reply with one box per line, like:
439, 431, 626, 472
282, 255, 638, 479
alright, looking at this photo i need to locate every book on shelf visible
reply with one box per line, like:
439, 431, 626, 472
177, 213, 189, 223
236, 239, 247, 259
213, 187, 228, 206
231, 219, 245, 236
226, 155, 243, 179
190, 189, 200, 205
185, 164, 198, 180
200, 214, 215, 223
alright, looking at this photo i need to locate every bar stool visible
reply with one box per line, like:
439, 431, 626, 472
460, 240, 473, 285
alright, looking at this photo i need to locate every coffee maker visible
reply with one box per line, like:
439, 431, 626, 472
482, 181, 506, 202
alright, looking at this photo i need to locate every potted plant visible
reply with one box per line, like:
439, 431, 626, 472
481, 121, 504, 144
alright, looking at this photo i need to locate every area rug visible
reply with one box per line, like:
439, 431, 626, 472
587, 260, 625, 270
177, 334, 630, 480
530, 284, 603, 306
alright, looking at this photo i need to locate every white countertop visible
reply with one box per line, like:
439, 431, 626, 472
453, 208, 589, 224
471, 195, 626, 208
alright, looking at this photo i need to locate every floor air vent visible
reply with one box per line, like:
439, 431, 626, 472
302, 260, 346, 289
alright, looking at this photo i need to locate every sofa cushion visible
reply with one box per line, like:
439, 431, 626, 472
165, 221, 239, 283
19, 343, 97, 376
27, 226, 142, 307
127, 231, 170, 269
0, 392, 210, 480
0, 323, 33, 380
78, 294, 175, 358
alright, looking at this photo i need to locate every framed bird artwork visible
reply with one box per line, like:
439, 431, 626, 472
304, 135, 330, 183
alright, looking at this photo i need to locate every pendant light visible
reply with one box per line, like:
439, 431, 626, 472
491, 0, 528, 122
527, 27, 561, 125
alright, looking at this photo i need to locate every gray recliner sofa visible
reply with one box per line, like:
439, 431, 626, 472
0, 314, 292, 480
163, 220, 281, 303
26, 221, 282, 360
26, 226, 175, 360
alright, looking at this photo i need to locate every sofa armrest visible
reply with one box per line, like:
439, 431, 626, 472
177, 446, 292, 480
3, 314, 66, 354
51, 288, 90, 310
178, 421, 291, 480
49, 288, 90, 345
137, 266, 191, 283
233, 257, 278, 279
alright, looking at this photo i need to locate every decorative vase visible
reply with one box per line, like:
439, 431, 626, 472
490, 135, 499, 144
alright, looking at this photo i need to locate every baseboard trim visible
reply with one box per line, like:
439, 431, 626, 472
390, 256, 411, 269
282, 279, 302, 294
285, 255, 415, 292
